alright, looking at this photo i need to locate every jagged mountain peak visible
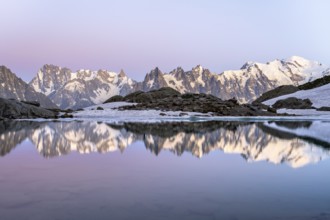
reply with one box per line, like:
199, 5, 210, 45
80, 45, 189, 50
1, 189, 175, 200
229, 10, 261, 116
0, 65, 11, 70
39, 64, 72, 76
150, 67, 162, 73
240, 61, 254, 70
0, 65, 21, 81
0, 66, 58, 108
118, 69, 126, 78
144, 67, 165, 80
141, 67, 167, 91
170, 66, 184, 72
42, 63, 64, 69
192, 64, 204, 73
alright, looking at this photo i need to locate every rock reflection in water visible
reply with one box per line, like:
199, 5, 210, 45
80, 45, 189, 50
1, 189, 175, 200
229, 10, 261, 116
0, 120, 329, 168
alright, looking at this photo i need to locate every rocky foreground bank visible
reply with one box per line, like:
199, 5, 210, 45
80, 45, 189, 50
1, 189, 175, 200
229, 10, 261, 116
105, 87, 278, 116
0, 98, 59, 119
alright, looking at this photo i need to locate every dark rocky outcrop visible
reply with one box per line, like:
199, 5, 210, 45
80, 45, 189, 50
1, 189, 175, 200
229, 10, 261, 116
0, 98, 58, 119
253, 85, 299, 103
104, 95, 124, 103
105, 87, 181, 104
298, 75, 330, 90
112, 88, 279, 116
124, 87, 180, 103
272, 97, 313, 109
317, 106, 330, 111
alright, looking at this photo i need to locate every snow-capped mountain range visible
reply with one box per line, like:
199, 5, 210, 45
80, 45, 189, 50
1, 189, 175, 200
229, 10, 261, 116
152, 55, 329, 103
1, 56, 329, 109
29, 64, 135, 109
30, 56, 330, 109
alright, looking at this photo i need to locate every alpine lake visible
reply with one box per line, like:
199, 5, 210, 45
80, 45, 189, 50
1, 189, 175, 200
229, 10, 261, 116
1, 119, 330, 220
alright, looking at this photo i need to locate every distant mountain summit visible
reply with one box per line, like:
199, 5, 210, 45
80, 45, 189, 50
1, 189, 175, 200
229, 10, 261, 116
29, 65, 136, 109
0, 66, 58, 108
27, 56, 330, 109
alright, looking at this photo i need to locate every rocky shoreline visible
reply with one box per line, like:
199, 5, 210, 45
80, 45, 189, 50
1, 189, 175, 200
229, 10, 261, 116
0, 98, 76, 120
106, 87, 278, 116
0, 98, 58, 120
4, 86, 330, 120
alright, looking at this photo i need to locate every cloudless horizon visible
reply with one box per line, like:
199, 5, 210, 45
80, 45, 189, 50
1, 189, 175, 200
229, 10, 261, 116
1, 0, 330, 82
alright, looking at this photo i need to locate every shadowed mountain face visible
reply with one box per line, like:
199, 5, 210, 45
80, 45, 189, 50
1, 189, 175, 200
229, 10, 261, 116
0, 66, 58, 108
0, 120, 329, 168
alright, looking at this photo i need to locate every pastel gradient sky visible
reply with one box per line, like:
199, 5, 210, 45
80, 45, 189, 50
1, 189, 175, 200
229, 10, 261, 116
1, 0, 330, 81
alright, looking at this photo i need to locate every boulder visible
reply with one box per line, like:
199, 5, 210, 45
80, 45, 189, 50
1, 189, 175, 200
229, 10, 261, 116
317, 106, 330, 111
0, 98, 58, 119
272, 97, 313, 109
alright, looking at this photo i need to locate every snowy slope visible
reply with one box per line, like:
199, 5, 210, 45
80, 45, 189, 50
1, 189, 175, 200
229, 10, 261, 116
264, 83, 330, 108
73, 102, 212, 123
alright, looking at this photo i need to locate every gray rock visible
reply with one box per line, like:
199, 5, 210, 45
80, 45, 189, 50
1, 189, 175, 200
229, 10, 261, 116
272, 97, 313, 109
0, 98, 58, 119
317, 106, 330, 111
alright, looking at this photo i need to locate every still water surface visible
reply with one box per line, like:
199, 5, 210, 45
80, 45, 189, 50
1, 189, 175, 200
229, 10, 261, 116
0, 120, 330, 220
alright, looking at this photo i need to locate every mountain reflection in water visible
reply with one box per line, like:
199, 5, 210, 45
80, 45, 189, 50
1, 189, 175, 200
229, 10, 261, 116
0, 120, 329, 168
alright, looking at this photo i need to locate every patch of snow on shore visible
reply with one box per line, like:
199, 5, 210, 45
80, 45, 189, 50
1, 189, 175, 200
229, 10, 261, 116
73, 102, 212, 123
264, 83, 330, 108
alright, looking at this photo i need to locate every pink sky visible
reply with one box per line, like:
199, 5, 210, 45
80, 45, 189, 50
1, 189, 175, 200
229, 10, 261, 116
0, 0, 329, 81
